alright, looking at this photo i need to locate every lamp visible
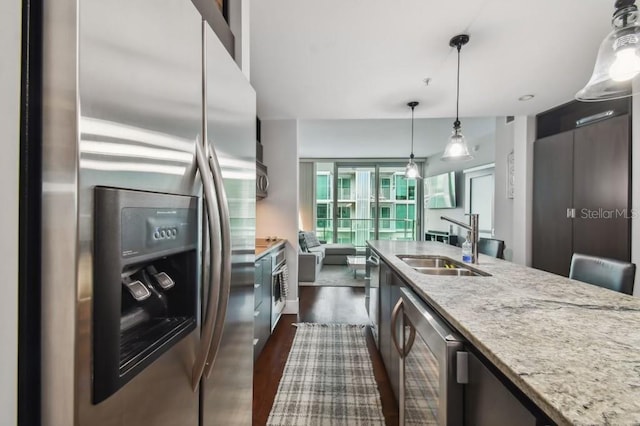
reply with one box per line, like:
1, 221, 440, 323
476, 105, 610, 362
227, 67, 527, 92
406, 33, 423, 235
576, 0, 640, 101
442, 34, 473, 162
404, 101, 421, 179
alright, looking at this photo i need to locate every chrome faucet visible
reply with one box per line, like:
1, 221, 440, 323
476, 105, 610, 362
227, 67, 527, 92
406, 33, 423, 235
440, 214, 479, 264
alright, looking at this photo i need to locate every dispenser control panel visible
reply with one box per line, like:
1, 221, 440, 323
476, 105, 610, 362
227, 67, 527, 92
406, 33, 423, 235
120, 207, 197, 258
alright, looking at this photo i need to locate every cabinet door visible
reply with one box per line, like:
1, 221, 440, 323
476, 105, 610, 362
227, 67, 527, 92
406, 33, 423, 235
532, 131, 574, 276
573, 114, 631, 262
261, 257, 272, 312
465, 352, 537, 426
379, 262, 392, 379
389, 273, 403, 402
254, 261, 263, 309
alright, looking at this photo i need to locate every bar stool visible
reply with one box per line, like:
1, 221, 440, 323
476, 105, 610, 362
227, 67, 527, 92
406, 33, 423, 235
569, 253, 636, 295
477, 238, 505, 259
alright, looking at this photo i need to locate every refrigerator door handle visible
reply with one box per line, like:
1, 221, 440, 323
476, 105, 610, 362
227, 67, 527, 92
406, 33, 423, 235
203, 141, 232, 379
191, 139, 223, 391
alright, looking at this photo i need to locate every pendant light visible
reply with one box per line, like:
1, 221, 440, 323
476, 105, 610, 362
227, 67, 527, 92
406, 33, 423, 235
442, 34, 473, 162
404, 101, 421, 179
576, 0, 640, 101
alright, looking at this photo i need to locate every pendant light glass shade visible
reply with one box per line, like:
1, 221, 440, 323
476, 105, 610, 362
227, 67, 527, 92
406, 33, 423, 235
404, 101, 421, 179
442, 127, 473, 162
405, 157, 421, 179
441, 34, 473, 162
576, 0, 640, 101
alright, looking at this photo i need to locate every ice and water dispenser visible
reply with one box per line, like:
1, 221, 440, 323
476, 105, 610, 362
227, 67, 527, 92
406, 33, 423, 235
93, 187, 198, 403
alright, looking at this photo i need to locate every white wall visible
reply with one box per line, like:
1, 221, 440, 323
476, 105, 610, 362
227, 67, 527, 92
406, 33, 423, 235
0, 1, 20, 424
256, 120, 300, 312
511, 116, 535, 266
494, 118, 515, 260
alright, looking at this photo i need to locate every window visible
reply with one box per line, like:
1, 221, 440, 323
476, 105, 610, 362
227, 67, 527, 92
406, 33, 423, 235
379, 206, 391, 229
316, 174, 331, 201
395, 204, 415, 230
394, 176, 416, 201
338, 176, 351, 200
312, 163, 421, 246
380, 178, 391, 200
317, 204, 329, 229
337, 205, 351, 228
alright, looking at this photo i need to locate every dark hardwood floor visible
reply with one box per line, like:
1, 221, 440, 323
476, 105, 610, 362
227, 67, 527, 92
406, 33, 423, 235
252, 286, 398, 426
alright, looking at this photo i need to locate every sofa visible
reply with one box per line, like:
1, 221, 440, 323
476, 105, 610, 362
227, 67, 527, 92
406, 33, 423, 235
298, 231, 356, 282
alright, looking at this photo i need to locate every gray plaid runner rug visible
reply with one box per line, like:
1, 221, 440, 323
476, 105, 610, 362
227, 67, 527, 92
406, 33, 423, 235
267, 323, 385, 426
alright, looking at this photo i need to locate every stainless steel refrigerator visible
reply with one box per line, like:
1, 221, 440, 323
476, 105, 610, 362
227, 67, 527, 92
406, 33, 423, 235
20, 0, 256, 424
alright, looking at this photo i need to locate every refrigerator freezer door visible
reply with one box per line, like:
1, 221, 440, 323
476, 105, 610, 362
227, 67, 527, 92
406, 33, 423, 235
200, 22, 256, 426
40, 0, 203, 424
78, 0, 203, 423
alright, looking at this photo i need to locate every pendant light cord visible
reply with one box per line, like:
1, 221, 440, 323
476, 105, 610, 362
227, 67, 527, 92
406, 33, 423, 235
455, 44, 461, 128
410, 105, 415, 157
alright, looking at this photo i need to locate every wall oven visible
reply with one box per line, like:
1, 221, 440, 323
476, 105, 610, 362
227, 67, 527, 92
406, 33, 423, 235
271, 247, 287, 330
392, 287, 466, 426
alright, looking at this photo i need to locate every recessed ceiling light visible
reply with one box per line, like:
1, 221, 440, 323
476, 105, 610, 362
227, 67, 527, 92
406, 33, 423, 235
518, 94, 535, 101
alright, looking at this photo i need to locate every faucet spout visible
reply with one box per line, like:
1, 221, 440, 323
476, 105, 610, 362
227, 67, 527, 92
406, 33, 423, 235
440, 216, 471, 231
440, 214, 480, 264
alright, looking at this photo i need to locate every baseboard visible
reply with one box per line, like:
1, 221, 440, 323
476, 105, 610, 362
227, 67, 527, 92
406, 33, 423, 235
283, 298, 299, 314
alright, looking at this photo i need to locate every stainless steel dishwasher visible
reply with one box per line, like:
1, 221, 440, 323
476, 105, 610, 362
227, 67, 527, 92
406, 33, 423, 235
392, 287, 466, 426
392, 287, 538, 426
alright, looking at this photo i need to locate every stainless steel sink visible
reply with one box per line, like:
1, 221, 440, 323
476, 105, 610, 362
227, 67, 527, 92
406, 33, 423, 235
412, 267, 488, 276
399, 256, 459, 269
396, 255, 491, 277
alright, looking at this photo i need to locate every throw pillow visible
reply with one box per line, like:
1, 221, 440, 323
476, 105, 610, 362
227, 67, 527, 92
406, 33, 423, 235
304, 231, 321, 248
298, 232, 310, 252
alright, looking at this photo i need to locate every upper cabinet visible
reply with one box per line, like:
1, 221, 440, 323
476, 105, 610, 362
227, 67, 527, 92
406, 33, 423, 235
533, 100, 631, 276
191, 0, 234, 57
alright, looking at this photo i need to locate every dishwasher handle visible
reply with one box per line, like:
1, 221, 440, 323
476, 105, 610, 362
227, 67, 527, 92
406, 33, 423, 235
391, 299, 403, 356
391, 299, 416, 358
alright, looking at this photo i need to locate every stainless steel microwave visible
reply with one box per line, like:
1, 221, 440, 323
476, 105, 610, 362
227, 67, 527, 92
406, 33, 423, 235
256, 161, 268, 199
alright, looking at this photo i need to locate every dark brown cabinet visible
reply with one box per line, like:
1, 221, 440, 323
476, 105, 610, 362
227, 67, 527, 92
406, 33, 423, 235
533, 113, 631, 276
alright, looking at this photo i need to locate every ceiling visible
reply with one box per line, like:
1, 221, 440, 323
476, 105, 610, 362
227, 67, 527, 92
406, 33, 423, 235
298, 117, 496, 159
250, 0, 613, 120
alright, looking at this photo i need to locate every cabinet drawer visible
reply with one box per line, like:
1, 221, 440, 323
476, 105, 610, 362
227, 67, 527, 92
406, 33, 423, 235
254, 282, 263, 309
254, 261, 263, 308
253, 304, 271, 360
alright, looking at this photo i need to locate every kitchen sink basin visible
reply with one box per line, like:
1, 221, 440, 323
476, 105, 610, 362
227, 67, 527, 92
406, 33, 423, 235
412, 267, 489, 276
396, 255, 491, 277
399, 256, 459, 269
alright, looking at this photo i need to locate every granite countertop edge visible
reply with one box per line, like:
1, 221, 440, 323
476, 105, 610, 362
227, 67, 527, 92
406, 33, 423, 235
255, 239, 286, 259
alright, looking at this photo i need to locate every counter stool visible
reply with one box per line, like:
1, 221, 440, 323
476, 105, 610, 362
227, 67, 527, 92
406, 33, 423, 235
477, 238, 505, 259
569, 253, 636, 295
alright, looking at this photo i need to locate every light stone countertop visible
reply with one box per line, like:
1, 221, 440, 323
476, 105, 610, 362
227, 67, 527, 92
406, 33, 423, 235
368, 240, 640, 426
255, 238, 286, 259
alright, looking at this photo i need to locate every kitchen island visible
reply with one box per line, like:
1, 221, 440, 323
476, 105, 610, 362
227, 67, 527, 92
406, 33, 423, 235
368, 240, 640, 426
